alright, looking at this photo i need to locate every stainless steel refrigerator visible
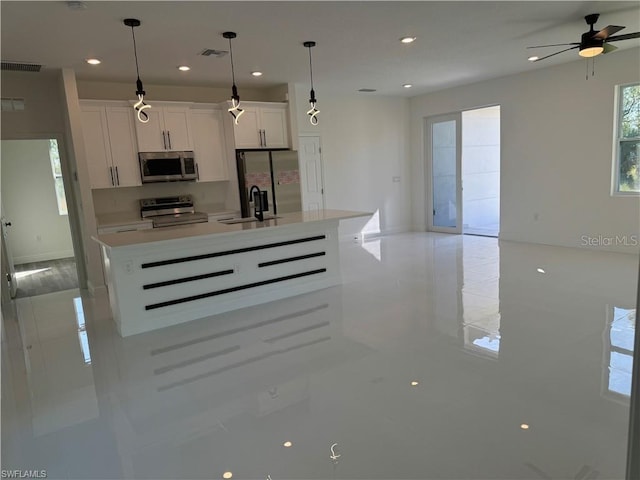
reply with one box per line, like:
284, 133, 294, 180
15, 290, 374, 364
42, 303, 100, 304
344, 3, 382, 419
236, 149, 302, 218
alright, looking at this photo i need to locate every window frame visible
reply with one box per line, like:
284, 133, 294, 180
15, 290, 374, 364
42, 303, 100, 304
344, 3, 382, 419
612, 82, 640, 196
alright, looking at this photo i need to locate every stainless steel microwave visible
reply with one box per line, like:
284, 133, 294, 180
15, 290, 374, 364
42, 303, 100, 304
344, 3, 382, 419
139, 151, 197, 183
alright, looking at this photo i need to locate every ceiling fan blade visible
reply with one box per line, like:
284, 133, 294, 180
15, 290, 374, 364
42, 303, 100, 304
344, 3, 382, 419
603, 43, 618, 54
593, 25, 625, 39
527, 43, 579, 48
530, 45, 579, 62
605, 32, 640, 42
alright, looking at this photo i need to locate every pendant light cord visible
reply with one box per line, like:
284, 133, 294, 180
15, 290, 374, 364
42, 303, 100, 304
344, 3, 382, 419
307, 45, 315, 92
130, 26, 141, 81
228, 37, 237, 87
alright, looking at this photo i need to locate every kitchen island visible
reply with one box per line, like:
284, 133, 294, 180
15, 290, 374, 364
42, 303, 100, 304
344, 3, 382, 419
93, 210, 371, 337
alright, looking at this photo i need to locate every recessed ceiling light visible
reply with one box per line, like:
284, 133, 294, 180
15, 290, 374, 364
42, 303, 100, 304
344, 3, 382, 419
177, 65, 190, 71
400, 36, 417, 44
222, 472, 233, 479
537, 268, 545, 274
403, 84, 413, 88
251, 71, 263, 77
528, 56, 539, 62
283, 441, 292, 447
86, 58, 101, 65
411, 381, 419, 386
520, 423, 530, 430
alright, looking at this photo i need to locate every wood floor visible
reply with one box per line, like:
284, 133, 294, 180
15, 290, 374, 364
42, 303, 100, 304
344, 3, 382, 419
14, 257, 78, 298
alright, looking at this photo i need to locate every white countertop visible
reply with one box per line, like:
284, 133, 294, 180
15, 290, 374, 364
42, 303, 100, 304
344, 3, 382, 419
93, 210, 371, 249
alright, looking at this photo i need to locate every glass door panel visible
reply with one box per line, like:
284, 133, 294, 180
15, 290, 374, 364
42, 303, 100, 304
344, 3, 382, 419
427, 114, 461, 233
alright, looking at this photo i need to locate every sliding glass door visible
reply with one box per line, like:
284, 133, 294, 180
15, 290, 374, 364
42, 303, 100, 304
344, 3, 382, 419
426, 113, 462, 233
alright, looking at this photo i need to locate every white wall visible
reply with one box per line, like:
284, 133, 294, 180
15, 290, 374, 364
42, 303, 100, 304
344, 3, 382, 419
1, 71, 86, 285
292, 84, 411, 239
411, 47, 640, 253
462, 106, 500, 235
1, 139, 74, 263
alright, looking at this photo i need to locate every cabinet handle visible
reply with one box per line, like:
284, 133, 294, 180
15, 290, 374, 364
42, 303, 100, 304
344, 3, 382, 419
162, 131, 167, 150
115, 166, 120, 186
167, 131, 172, 150
109, 166, 115, 186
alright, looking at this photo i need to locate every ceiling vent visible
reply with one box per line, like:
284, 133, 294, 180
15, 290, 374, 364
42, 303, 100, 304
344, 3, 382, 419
1, 98, 25, 111
358, 88, 377, 92
1, 61, 43, 72
200, 49, 228, 58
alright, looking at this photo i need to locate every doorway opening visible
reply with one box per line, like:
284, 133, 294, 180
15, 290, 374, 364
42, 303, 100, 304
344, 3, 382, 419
1, 138, 79, 298
462, 106, 500, 237
426, 106, 500, 237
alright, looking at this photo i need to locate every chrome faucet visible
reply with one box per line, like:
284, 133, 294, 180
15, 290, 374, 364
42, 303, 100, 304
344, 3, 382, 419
249, 185, 267, 221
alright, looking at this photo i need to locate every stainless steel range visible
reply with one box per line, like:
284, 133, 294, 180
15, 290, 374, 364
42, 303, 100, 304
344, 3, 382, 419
140, 195, 208, 228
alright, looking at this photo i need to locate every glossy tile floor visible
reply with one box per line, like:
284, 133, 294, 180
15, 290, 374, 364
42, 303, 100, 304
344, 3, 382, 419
1, 233, 637, 479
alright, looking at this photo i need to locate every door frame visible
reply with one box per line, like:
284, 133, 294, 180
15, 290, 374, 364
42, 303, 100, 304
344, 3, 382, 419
425, 112, 462, 234
298, 133, 326, 211
1, 202, 17, 299
0, 133, 86, 289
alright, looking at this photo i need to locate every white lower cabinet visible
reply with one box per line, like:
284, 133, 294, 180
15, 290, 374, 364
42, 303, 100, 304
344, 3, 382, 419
190, 106, 229, 181
80, 101, 141, 188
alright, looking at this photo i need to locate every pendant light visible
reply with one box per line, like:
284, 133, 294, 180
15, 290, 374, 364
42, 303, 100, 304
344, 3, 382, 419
304, 41, 319, 125
223, 31, 244, 124
124, 18, 151, 123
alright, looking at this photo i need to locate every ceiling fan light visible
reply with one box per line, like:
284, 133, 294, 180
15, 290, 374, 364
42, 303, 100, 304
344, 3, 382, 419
579, 45, 604, 57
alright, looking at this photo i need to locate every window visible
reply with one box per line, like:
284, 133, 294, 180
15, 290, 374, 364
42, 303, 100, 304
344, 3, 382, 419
604, 306, 635, 401
614, 83, 640, 193
48, 139, 67, 215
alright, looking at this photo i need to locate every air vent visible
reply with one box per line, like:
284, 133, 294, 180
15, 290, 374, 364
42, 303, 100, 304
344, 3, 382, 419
358, 88, 377, 92
1, 98, 25, 111
200, 49, 228, 58
1, 61, 43, 72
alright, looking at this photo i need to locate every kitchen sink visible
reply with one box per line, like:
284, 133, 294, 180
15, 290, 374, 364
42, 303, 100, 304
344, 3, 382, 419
219, 215, 281, 224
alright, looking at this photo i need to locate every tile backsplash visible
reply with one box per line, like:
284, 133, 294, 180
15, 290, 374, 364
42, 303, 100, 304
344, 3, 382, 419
92, 181, 230, 216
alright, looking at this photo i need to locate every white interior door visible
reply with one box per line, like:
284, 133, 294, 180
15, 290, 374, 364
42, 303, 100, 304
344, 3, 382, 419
426, 113, 462, 233
298, 135, 325, 212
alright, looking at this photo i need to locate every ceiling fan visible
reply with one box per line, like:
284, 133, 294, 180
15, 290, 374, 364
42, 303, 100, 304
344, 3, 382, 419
527, 13, 640, 62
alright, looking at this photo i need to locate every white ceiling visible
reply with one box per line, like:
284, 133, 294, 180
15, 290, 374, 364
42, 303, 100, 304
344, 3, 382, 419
1, 1, 639, 97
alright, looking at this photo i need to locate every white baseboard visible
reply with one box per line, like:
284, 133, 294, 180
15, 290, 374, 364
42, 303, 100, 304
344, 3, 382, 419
87, 282, 106, 297
13, 250, 75, 265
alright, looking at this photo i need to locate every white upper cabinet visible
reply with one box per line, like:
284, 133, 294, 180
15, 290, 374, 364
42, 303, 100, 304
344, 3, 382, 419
80, 101, 141, 189
230, 102, 289, 149
134, 103, 193, 152
190, 105, 229, 181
